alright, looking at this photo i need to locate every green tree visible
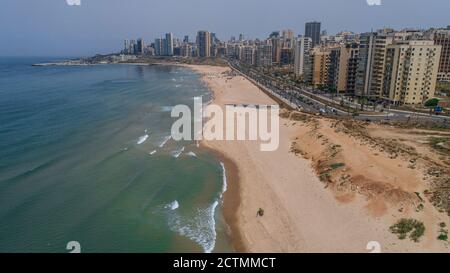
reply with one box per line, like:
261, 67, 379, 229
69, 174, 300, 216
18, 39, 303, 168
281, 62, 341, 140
424, 98, 440, 108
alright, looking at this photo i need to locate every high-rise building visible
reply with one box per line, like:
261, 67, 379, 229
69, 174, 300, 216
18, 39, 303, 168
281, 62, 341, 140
211, 33, 218, 46
311, 47, 331, 87
180, 44, 193, 57
282, 29, 295, 48
269, 31, 280, 39
256, 44, 273, 67
382, 40, 441, 105
327, 43, 359, 93
280, 48, 293, 65
305, 21, 321, 47
433, 29, 450, 82
345, 43, 360, 94
227, 43, 237, 58
165, 33, 174, 56
328, 46, 343, 91
124, 39, 130, 54
217, 44, 227, 57
130, 39, 136, 55
294, 37, 312, 78
154, 38, 164, 56
136, 38, 144, 55
183, 35, 189, 43
242, 46, 256, 65
270, 38, 282, 65
355, 32, 394, 98
282, 29, 294, 41
197, 31, 211, 58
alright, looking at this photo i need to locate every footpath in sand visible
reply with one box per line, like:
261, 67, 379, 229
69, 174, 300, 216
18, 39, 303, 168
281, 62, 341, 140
188, 64, 449, 253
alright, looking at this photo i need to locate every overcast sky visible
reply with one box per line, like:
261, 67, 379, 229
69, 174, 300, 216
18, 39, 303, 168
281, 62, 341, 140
0, 0, 448, 57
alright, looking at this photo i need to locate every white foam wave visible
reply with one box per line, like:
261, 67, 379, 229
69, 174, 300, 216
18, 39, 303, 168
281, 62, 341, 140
137, 134, 149, 145
148, 150, 157, 155
186, 151, 197, 157
172, 146, 185, 158
159, 136, 171, 148
220, 162, 228, 199
165, 200, 179, 210
167, 201, 218, 253
159, 162, 227, 254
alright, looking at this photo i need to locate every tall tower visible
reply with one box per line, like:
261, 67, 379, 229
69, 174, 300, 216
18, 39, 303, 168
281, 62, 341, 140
197, 31, 211, 58
355, 32, 393, 98
154, 38, 163, 56
165, 33, 174, 56
136, 38, 144, 55
294, 37, 312, 77
305, 21, 321, 47
124, 39, 130, 54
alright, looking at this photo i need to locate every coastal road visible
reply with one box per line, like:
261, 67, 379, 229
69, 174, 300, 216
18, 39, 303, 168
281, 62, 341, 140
229, 61, 450, 125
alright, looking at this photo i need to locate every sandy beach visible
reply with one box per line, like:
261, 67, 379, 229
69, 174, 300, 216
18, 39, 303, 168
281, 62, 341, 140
186, 64, 449, 253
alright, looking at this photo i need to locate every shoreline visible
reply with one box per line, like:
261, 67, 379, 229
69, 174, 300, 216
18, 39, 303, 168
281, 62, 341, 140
187, 63, 248, 252
205, 147, 248, 253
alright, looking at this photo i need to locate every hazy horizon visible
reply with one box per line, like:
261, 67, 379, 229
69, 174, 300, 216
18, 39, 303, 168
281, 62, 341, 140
0, 0, 449, 57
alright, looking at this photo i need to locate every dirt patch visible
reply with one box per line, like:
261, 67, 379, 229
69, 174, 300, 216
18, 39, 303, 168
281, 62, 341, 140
288, 113, 449, 218
365, 197, 389, 217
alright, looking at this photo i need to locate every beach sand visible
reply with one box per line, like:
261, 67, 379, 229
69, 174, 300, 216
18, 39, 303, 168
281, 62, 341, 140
187, 64, 449, 253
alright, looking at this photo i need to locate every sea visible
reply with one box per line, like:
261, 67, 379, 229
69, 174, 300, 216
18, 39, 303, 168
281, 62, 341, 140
0, 57, 233, 253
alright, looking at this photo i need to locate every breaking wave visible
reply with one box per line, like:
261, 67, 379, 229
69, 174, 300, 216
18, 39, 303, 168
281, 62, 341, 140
137, 134, 149, 145
167, 201, 219, 253
172, 146, 185, 158
219, 162, 227, 199
159, 136, 171, 148
186, 151, 197, 157
165, 200, 179, 210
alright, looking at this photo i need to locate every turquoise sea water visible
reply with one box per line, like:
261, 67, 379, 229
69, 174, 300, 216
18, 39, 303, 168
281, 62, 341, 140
0, 57, 232, 253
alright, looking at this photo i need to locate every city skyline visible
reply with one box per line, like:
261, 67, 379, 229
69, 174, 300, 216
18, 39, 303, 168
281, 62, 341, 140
1, 0, 450, 56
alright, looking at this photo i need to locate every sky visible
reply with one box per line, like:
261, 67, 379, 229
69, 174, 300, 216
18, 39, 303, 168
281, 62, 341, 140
0, 0, 449, 57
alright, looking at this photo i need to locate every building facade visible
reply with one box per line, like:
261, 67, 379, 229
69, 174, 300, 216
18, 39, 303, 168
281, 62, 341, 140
165, 33, 174, 56
433, 29, 450, 82
242, 46, 256, 65
256, 44, 273, 67
311, 47, 331, 87
327, 43, 359, 93
355, 32, 394, 98
197, 31, 211, 58
154, 38, 164, 56
305, 21, 321, 47
382, 40, 441, 105
294, 37, 312, 78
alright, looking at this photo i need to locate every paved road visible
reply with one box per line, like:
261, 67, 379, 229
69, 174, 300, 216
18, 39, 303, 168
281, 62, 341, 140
229, 61, 450, 125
